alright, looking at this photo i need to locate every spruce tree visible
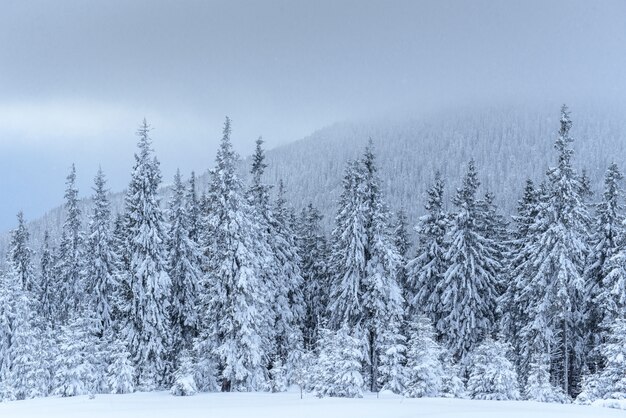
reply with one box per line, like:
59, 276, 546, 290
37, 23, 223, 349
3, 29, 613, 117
197, 117, 273, 391
297, 203, 330, 350
314, 326, 364, 398
55, 164, 86, 324
329, 141, 405, 392
515, 105, 590, 395
272, 181, 306, 379
406, 172, 448, 332
467, 338, 520, 401
185, 171, 201, 244
38, 231, 55, 323
166, 169, 202, 359
8, 212, 35, 293
393, 209, 411, 295
86, 168, 117, 336
0, 269, 47, 400
586, 163, 624, 371
403, 315, 445, 398
121, 120, 171, 389
439, 160, 500, 362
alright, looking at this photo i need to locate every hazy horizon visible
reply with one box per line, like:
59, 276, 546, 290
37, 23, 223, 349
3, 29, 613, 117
1, 0, 626, 231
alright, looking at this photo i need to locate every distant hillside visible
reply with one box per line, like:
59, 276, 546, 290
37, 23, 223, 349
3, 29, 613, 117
2, 104, 625, 259
260, 104, 626, 230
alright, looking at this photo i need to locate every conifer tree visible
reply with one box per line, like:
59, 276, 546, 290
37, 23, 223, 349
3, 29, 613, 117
55, 164, 86, 324
197, 117, 272, 391
329, 141, 405, 392
467, 339, 520, 401
515, 105, 590, 395
121, 120, 171, 389
0, 270, 47, 400
185, 171, 201, 244
439, 160, 500, 362
404, 315, 445, 398
38, 231, 54, 322
8, 212, 35, 293
586, 163, 623, 370
272, 180, 306, 377
407, 172, 448, 332
86, 168, 117, 336
314, 326, 364, 398
166, 169, 201, 359
298, 203, 330, 349
107, 338, 135, 394
393, 209, 410, 294
501, 179, 541, 367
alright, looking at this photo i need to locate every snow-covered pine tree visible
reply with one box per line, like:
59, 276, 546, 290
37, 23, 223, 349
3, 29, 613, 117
166, 169, 202, 361
403, 315, 445, 398
314, 326, 364, 398
329, 159, 366, 328
107, 338, 135, 394
393, 209, 410, 295
53, 313, 103, 397
54, 164, 86, 324
438, 160, 500, 363
579, 319, 626, 401
515, 105, 590, 395
8, 212, 36, 293
406, 171, 448, 333
467, 338, 520, 401
500, 179, 541, 373
297, 203, 330, 350
329, 141, 405, 392
0, 269, 47, 400
197, 118, 272, 392
170, 349, 198, 396
185, 171, 201, 244
121, 120, 171, 389
585, 163, 624, 372
272, 180, 306, 383
38, 231, 55, 323
245, 137, 304, 384
86, 168, 117, 337
525, 353, 569, 403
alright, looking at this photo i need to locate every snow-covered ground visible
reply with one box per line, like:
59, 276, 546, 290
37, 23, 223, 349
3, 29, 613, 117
0, 391, 624, 418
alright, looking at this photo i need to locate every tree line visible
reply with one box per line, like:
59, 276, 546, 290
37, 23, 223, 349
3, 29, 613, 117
0, 106, 624, 403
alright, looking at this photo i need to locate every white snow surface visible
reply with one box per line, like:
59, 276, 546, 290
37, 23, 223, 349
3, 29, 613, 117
0, 391, 624, 418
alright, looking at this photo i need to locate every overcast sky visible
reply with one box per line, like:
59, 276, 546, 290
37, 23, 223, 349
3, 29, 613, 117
1, 0, 625, 231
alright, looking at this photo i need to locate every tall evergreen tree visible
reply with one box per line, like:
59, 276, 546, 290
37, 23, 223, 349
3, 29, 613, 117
166, 169, 202, 359
55, 164, 86, 324
86, 168, 117, 336
197, 117, 273, 391
515, 105, 590, 395
407, 172, 448, 333
585, 163, 624, 371
271, 180, 306, 380
185, 171, 200, 244
122, 120, 171, 389
438, 160, 501, 363
38, 231, 54, 322
393, 209, 410, 295
8, 212, 35, 293
297, 203, 330, 350
329, 141, 405, 391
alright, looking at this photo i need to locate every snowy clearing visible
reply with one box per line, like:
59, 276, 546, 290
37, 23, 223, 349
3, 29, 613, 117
0, 391, 624, 418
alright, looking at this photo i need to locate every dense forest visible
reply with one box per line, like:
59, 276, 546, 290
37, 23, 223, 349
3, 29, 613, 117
0, 105, 625, 404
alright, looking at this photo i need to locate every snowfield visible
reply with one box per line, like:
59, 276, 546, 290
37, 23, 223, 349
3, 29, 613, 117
0, 391, 624, 418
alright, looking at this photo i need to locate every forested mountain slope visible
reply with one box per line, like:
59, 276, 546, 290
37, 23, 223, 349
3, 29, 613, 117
2, 103, 625, 256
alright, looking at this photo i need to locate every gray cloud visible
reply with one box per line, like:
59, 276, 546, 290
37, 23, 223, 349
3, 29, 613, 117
1, 0, 625, 230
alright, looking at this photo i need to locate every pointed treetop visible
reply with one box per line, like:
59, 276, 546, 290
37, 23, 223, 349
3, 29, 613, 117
453, 159, 480, 208
251, 136, 267, 177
